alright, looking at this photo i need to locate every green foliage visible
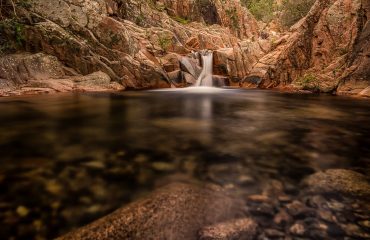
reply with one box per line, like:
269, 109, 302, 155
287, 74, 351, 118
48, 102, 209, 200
0, 18, 25, 55
225, 7, 239, 30
135, 13, 145, 26
242, 0, 314, 26
158, 35, 172, 51
16, 0, 32, 9
242, 0, 276, 23
173, 16, 190, 24
280, 0, 315, 27
295, 73, 320, 91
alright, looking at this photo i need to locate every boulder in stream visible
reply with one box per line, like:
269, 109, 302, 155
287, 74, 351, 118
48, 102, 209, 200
57, 183, 249, 240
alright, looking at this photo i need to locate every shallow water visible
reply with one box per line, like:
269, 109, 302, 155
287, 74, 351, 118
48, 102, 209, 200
0, 89, 369, 239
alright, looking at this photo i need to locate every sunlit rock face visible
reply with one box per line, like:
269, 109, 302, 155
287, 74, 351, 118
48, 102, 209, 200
0, 53, 124, 96
0, 0, 264, 95
1, 0, 368, 95
244, 0, 370, 96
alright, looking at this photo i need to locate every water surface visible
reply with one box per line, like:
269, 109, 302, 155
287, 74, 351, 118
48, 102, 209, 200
0, 89, 369, 239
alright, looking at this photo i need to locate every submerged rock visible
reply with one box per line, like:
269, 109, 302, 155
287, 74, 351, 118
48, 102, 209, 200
198, 218, 257, 240
57, 183, 246, 240
302, 169, 370, 198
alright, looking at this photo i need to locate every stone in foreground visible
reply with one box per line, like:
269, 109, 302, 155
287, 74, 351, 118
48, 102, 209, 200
302, 169, 370, 198
198, 218, 257, 240
57, 183, 245, 240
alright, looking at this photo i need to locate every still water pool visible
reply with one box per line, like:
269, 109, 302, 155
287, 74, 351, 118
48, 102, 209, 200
0, 89, 369, 239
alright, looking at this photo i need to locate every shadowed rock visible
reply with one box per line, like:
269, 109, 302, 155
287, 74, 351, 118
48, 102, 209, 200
57, 183, 247, 240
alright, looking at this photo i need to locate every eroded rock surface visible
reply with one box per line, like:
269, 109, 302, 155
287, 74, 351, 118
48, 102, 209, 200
58, 183, 247, 240
0, 0, 263, 95
302, 169, 370, 198
244, 0, 370, 96
199, 218, 257, 240
0, 0, 368, 95
0, 53, 123, 96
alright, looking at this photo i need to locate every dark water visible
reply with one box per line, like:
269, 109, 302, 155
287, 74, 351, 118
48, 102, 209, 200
0, 89, 369, 239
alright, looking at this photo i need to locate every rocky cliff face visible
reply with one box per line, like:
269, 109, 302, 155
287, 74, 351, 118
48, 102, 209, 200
0, 0, 368, 96
0, 0, 262, 95
244, 0, 370, 96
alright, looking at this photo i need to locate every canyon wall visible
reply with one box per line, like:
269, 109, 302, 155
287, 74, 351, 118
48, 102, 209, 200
0, 0, 369, 96
244, 0, 370, 96
0, 0, 262, 95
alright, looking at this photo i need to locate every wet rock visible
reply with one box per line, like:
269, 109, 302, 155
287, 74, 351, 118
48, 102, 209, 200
167, 70, 182, 84
285, 201, 314, 219
82, 161, 106, 169
247, 195, 270, 203
317, 210, 336, 223
183, 72, 197, 85
0, 53, 66, 84
358, 220, 370, 228
198, 218, 257, 240
278, 195, 292, 203
302, 169, 370, 198
58, 183, 245, 240
16, 206, 30, 218
248, 202, 275, 217
359, 86, 370, 98
180, 57, 201, 78
326, 223, 345, 237
213, 42, 267, 86
289, 222, 306, 236
262, 180, 284, 197
274, 209, 293, 227
237, 175, 255, 186
341, 223, 370, 238
306, 195, 328, 209
264, 228, 285, 238
151, 162, 176, 171
0, 53, 125, 95
212, 75, 230, 87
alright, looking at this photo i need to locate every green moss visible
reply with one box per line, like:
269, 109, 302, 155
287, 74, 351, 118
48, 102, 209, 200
0, 18, 25, 54
135, 13, 145, 26
295, 73, 320, 91
173, 16, 190, 24
242, 0, 276, 23
225, 7, 239, 30
280, 0, 315, 27
158, 35, 172, 52
16, 0, 32, 9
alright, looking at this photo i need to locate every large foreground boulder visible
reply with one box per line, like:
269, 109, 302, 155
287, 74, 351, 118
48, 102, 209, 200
57, 183, 251, 240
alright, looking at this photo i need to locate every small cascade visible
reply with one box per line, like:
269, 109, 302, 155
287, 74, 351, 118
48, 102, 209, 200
194, 51, 214, 87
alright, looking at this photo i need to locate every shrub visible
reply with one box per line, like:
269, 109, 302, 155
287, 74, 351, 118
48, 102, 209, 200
158, 35, 172, 51
295, 73, 320, 91
0, 18, 25, 55
173, 16, 190, 24
242, 0, 276, 23
280, 0, 315, 27
225, 7, 239, 30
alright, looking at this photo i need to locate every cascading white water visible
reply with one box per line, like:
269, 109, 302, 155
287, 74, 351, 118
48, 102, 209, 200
194, 51, 214, 87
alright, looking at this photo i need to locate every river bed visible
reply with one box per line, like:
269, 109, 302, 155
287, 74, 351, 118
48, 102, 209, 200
0, 89, 369, 239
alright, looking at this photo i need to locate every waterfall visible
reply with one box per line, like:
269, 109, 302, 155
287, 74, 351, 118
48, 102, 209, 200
194, 51, 214, 87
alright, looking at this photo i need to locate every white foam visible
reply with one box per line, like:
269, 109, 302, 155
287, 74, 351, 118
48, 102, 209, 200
149, 87, 235, 93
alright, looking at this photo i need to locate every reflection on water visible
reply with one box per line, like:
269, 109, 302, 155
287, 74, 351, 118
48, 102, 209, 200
0, 89, 369, 239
